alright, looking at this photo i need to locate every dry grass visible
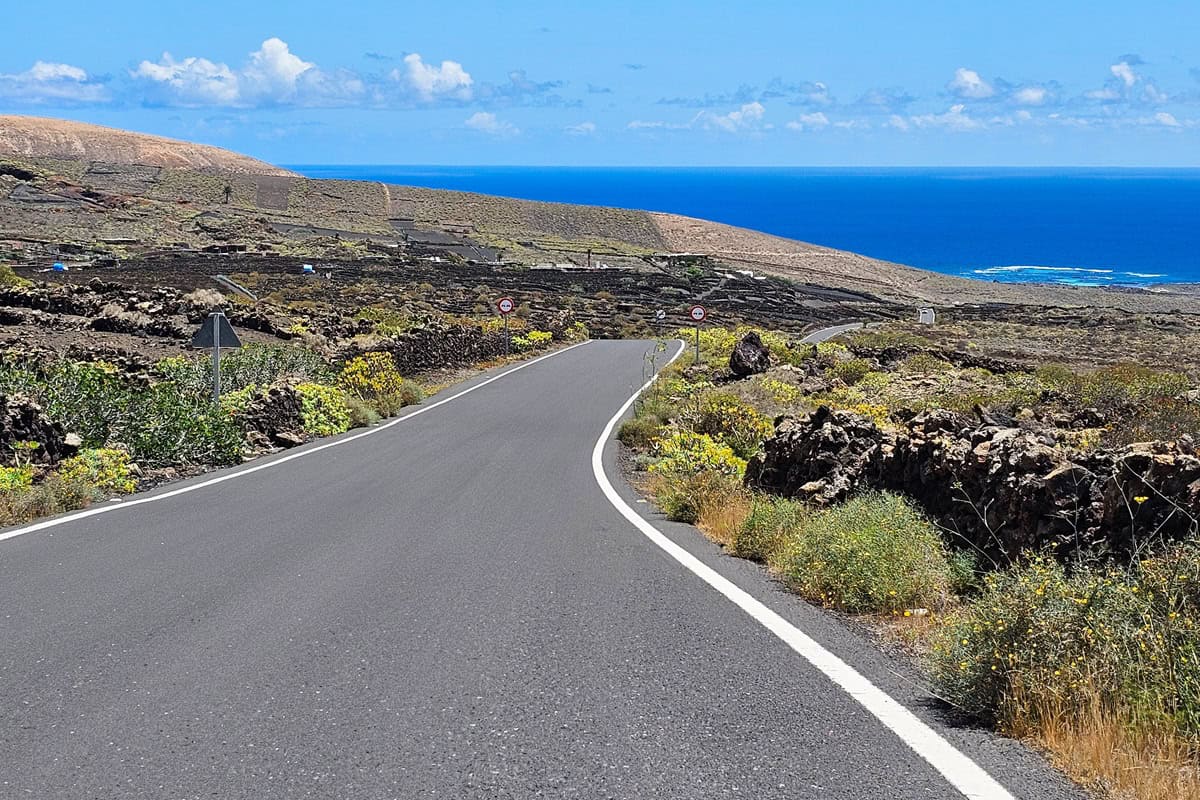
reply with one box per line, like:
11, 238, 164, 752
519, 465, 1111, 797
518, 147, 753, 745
1013, 699, 1200, 800
696, 489, 752, 549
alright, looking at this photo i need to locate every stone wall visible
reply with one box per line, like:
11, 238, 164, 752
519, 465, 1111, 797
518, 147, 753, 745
746, 406, 1200, 561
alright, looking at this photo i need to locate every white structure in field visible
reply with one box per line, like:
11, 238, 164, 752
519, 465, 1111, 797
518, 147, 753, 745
918, 307, 936, 324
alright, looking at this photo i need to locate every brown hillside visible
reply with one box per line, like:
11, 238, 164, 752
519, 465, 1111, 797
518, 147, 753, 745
0, 115, 292, 176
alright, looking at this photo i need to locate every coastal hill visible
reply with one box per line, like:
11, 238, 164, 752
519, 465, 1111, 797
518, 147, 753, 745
0, 116, 292, 176
0, 114, 1195, 315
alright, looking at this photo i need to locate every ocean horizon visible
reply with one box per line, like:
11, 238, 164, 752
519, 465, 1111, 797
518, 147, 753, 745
288, 165, 1200, 288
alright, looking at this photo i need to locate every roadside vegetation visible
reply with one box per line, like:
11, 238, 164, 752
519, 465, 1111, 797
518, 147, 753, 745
623, 325, 1200, 800
0, 317, 576, 528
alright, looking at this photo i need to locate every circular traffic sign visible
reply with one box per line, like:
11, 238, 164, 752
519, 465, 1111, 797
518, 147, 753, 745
655, 309, 666, 321
689, 305, 707, 322
496, 296, 516, 315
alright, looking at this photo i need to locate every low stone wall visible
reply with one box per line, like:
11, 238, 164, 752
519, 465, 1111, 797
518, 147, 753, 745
745, 406, 1200, 561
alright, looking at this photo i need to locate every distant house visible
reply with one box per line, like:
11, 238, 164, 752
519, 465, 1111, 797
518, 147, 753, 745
918, 307, 936, 324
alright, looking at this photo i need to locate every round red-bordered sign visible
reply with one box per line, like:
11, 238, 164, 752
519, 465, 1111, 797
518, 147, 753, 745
496, 297, 516, 315
689, 304, 707, 322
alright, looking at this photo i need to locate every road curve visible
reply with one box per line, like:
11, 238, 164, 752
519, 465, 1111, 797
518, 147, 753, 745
800, 322, 867, 344
0, 340, 1080, 799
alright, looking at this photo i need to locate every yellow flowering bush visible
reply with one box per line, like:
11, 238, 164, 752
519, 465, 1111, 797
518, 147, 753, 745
689, 393, 775, 459
760, 377, 800, 405
296, 383, 352, 437
511, 329, 554, 352
0, 465, 34, 491
55, 448, 137, 496
338, 352, 423, 416
650, 430, 747, 477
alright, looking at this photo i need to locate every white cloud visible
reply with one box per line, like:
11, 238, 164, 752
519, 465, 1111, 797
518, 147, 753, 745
465, 111, 518, 136
395, 53, 473, 102
242, 37, 313, 99
887, 114, 910, 131
134, 53, 239, 105
1111, 61, 1137, 88
133, 38, 362, 106
1154, 111, 1182, 128
565, 121, 596, 135
786, 111, 830, 131
1013, 86, 1048, 106
698, 101, 765, 131
908, 104, 983, 131
948, 68, 994, 99
0, 60, 108, 104
1085, 87, 1121, 101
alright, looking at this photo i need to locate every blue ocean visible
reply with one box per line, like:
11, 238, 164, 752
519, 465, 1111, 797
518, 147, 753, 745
288, 166, 1200, 287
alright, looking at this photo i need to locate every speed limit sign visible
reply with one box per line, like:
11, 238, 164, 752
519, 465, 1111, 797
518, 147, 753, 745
689, 305, 707, 322
496, 297, 516, 315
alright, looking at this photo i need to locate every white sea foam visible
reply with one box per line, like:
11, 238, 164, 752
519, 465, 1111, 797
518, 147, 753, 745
972, 265, 1115, 275
968, 264, 1168, 286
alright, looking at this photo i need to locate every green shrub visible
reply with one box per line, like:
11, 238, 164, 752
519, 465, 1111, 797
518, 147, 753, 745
55, 448, 136, 495
0, 358, 242, 467
899, 353, 954, 374
125, 385, 244, 466
782, 491, 952, 613
929, 546, 1200, 739
0, 264, 31, 287
296, 383, 351, 437
618, 415, 664, 450
218, 385, 259, 417
1038, 363, 1189, 413
734, 496, 807, 563
829, 358, 874, 386
343, 395, 382, 428
690, 393, 775, 459
354, 307, 414, 337
156, 344, 329, 395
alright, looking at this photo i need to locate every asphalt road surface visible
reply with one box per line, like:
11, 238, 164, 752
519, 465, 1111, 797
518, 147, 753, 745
0, 340, 1082, 799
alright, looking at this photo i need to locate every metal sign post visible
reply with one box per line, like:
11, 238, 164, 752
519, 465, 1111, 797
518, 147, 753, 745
212, 316, 221, 403
190, 311, 242, 403
689, 305, 707, 364
496, 297, 516, 357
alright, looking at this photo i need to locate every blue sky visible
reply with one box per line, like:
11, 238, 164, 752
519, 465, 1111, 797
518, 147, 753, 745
1, 0, 1198, 166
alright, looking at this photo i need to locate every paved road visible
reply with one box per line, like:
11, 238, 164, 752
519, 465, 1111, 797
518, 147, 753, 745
800, 322, 868, 344
0, 341, 1080, 799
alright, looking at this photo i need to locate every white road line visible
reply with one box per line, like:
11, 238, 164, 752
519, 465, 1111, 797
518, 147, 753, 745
591, 340, 1016, 800
0, 340, 591, 544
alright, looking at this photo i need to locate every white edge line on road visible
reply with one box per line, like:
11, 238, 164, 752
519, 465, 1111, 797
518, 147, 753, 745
0, 340, 591, 544
591, 339, 1016, 800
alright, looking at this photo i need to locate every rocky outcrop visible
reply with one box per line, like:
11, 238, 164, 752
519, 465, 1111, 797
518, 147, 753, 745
239, 385, 306, 451
0, 393, 79, 465
746, 406, 1200, 561
730, 331, 771, 376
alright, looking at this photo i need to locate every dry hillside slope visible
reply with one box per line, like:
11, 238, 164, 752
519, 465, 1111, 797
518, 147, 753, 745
0, 116, 292, 175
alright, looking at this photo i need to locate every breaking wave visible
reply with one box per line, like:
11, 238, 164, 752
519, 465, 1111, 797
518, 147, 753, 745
968, 265, 1166, 286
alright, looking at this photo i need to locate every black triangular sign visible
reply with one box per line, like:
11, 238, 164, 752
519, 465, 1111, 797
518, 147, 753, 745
190, 313, 242, 349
